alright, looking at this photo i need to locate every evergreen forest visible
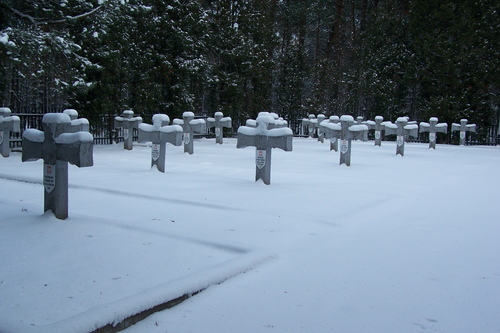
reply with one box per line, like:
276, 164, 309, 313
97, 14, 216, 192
1, 0, 498, 139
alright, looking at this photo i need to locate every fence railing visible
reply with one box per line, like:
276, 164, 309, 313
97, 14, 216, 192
7, 114, 500, 149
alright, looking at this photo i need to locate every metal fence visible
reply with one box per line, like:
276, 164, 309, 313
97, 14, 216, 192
7, 113, 500, 149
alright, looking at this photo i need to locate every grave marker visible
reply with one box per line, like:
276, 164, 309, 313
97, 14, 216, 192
0, 107, 20, 157
312, 114, 326, 142
206, 112, 232, 144
419, 117, 448, 149
384, 117, 419, 156
237, 112, 293, 185
114, 110, 143, 150
325, 116, 340, 151
63, 109, 90, 132
138, 114, 183, 172
301, 114, 316, 137
364, 116, 385, 146
320, 115, 368, 166
451, 119, 476, 146
173, 112, 206, 154
22, 113, 93, 220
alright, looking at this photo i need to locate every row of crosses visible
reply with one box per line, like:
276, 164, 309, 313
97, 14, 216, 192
3, 107, 480, 218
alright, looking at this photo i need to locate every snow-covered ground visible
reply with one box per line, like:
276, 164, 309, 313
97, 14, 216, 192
1, 137, 499, 333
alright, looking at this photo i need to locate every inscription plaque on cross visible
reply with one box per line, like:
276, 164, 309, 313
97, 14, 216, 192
22, 113, 93, 220
451, 119, 476, 146
206, 112, 232, 144
419, 117, 448, 149
237, 112, 293, 185
114, 110, 143, 150
319, 115, 368, 166
384, 117, 419, 156
173, 112, 206, 154
0, 107, 20, 157
138, 114, 183, 172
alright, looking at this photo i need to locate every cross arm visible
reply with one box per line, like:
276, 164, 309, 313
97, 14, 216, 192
348, 124, 369, 141
159, 125, 183, 146
221, 117, 232, 128
404, 124, 419, 138
21, 129, 44, 161
55, 132, 94, 167
138, 123, 154, 143
189, 119, 206, 134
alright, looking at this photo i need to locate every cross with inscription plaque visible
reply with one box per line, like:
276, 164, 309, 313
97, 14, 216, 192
206, 112, 232, 144
237, 112, 293, 185
384, 117, 419, 156
114, 110, 142, 150
22, 113, 93, 220
320, 115, 369, 166
419, 117, 448, 149
0, 107, 20, 157
138, 114, 183, 172
301, 114, 316, 137
172, 112, 206, 154
451, 119, 476, 146
325, 116, 340, 151
364, 116, 385, 146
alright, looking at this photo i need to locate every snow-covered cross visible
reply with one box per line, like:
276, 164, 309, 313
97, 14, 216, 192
301, 114, 316, 138
21, 113, 93, 220
206, 112, 232, 144
138, 114, 183, 173
451, 119, 476, 146
365, 116, 385, 146
173, 112, 206, 154
63, 109, 90, 132
312, 114, 326, 142
237, 112, 293, 185
114, 110, 143, 150
324, 116, 340, 151
384, 117, 419, 156
419, 117, 448, 149
0, 107, 20, 158
320, 115, 368, 166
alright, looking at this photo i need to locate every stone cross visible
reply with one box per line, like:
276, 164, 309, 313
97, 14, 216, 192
320, 115, 368, 166
384, 117, 419, 156
237, 112, 293, 185
173, 112, 206, 154
325, 116, 340, 151
364, 116, 385, 146
312, 114, 326, 142
138, 114, 183, 172
22, 113, 93, 220
114, 110, 143, 150
301, 114, 316, 137
451, 119, 476, 146
0, 107, 20, 157
419, 117, 448, 149
63, 109, 90, 132
206, 112, 232, 144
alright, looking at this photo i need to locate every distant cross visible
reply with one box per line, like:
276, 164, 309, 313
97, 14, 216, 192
326, 116, 339, 151
138, 114, 183, 172
320, 115, 368, 166
237, 112, 293, 185
312, 114, 326, 142
114, 110, 143, 150
173, 112, 206, 154
0, 107, 20, 157
206, 112, 232, 144
419, 117, 448, 149
364, 116, 385, 146
63, 109, 90, 132
451, 119, 476, 146
301, 114, 316, 137
355, 116, 365, 125
384, 117, 419, 156
22, 113, 93, 220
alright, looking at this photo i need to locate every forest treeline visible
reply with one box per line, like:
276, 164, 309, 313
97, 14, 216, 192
1, 0, 498, 138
